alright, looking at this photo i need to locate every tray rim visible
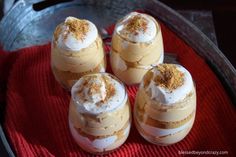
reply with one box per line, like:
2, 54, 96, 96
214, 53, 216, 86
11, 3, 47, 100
0, 0, 235, 156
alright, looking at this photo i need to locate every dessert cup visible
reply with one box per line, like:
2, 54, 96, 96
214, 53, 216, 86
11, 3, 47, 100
134, 64, 196, 145
51, 17, 106, 90
110, 12, 164, 85
68, 73, 131, 154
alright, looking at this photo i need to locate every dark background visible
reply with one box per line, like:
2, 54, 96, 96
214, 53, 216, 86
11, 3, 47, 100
159, 0, 236, 67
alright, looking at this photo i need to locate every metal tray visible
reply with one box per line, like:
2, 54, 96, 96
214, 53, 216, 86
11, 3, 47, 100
0, 0, 235, 156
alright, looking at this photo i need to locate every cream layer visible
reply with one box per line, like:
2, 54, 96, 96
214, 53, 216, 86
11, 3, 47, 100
111, 27, 163, 63
69, 120, 130, 152
110, 50, 163, 85
135, 88, 196, 122
69, 100, 130, 136
51, 36, 105, 73
136, 114, 195, 137
135, 116, 193, 145
51, 60, 105, 90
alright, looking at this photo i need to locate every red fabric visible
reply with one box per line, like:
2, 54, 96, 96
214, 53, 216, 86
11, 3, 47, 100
0, 22, 235, 157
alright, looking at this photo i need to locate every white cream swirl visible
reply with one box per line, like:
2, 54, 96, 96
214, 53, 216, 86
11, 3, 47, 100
115, 12, 157, 43
71, 73, 127, 115
55, 16, 98, 51
143, 64, 194, 104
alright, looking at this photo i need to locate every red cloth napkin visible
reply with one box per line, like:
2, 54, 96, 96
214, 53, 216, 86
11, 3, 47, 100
0, 22, 235, 157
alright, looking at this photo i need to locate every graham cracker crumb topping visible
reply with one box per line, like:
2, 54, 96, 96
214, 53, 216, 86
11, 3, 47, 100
88, 82, 102, 95
77, 75, 116, 106
94, 76, 116, 107
65, 18, 89, 40
54, 24, 62, 42
102, 76, 116, 101
125, 15, 148, 35
143, 71, 154, 88
154, 64, 184, 90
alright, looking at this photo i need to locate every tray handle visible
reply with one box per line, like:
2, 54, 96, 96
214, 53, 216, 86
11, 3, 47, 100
3, 0, 44, 14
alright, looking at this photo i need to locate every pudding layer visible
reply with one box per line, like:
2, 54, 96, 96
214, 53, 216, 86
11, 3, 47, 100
69, 100, 130, 136
134, 115, 194, 145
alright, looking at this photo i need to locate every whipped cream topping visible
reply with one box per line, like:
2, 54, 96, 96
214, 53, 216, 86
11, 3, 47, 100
71, 73, 127, 115
55, 16, 98, 51
115, 12, 157, 43
143, 64, 193, 104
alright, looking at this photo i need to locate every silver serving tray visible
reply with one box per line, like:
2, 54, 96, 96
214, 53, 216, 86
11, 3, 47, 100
0, 0, 235, 156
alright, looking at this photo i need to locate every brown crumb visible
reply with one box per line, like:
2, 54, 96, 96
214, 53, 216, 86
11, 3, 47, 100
64, 18, 89, 41
95, 76, 116, 106
154, 64, 184, 91
77, 75, 116, 106
143, 71, 154, 88
83, 76, 101, 96
53, 24, 63, 42
125, 15, 148, 35
88, 82, 102, 95
101, 75, 116, 102
105, 83, 116, 100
